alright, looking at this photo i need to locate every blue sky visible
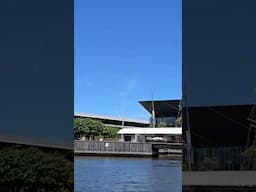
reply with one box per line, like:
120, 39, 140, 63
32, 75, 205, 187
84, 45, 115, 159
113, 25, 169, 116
75, 0, 181, 120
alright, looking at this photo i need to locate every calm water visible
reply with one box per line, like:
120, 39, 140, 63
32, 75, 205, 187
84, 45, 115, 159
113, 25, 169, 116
75, 156, 181, 192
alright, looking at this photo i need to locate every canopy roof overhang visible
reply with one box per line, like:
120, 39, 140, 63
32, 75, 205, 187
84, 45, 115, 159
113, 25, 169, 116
139, 100, 180, 117
183, 104, 253, 147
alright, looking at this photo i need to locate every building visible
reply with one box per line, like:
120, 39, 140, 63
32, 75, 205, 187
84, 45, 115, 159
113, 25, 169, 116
139, 100, 180, 127
75, 99, 180, 129
118, 127, 182, 143
183, 0, 256, 171
182, 105, 254, 170
74, 112, 150, 128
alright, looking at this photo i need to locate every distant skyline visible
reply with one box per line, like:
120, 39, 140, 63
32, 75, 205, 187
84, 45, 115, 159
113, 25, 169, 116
75, 0, 181, 120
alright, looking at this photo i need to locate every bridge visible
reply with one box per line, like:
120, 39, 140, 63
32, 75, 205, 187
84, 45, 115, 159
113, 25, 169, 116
74, 113, 150, 128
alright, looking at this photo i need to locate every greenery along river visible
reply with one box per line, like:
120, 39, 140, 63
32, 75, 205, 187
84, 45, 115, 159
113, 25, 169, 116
75, 156, 181, 192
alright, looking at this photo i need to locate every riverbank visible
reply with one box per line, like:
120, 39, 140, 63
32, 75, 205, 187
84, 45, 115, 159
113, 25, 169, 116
74, 140, 182, 159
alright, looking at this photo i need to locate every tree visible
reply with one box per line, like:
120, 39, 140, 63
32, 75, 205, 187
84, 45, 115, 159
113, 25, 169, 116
88, 118, 104, 140
158, 122, 167, 127
0, 147, 73, 192
102, 126, 119, 139
242, 145, 256, 170
74, 117, 105, 140
175, 116, 182, 127
74, 118, 89, 139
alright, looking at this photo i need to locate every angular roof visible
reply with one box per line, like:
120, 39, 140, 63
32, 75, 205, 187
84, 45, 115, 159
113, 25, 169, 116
139, 100, 180, 117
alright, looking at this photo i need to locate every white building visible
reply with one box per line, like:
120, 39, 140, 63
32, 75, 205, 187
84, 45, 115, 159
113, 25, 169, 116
118, 127, 182, 143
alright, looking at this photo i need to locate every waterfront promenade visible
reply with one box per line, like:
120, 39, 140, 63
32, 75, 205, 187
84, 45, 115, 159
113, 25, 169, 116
183, 171, 256, 191
74, 140, 182, 157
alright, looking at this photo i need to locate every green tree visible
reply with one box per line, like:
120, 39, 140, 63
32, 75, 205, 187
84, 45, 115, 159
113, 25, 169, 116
74, 117, 105, 140
102, 126, 119, 139
88, 119, 105, 140
0, 147, 73, 192
110, 127, 119, 138
158, 122, 167, 127
242, 145, 256, 170
74, 117, 89, 139
175, 116, 182, 127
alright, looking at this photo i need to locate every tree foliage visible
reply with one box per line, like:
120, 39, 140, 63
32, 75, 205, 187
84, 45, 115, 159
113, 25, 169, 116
74, 118, 89, 139
0, 147, 73, 192
244, 145, 256, 159
158, 122, 167, 127
102, 126, 119, 139
74, 117, 104, 139
242, 145, 256, 170
74, 117, 118, 140
175, 116, 182, 127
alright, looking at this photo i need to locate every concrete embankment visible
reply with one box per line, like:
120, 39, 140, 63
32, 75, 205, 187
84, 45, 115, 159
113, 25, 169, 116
183, 171, 256, 192
74, 140, 182, 158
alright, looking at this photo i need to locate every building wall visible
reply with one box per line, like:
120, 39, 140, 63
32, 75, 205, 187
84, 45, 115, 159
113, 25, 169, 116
182, 0, 256, 170
183, 0, 256, 107
118, 134, 181, 143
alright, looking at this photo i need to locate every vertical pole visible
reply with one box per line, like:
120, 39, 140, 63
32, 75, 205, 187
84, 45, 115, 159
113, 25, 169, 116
152, 91, 156, 128
122, 119, 124, 128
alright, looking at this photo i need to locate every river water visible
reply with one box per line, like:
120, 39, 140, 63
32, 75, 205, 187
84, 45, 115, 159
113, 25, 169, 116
75, 156, 181, 192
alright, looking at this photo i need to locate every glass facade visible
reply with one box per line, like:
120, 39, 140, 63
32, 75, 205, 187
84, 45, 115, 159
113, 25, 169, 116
150, 117, 177, 127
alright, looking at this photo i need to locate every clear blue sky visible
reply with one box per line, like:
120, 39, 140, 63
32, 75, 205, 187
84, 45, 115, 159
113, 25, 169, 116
75, 0, 181, 121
